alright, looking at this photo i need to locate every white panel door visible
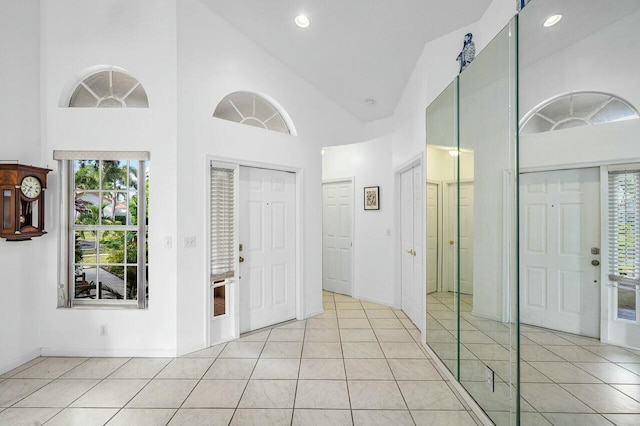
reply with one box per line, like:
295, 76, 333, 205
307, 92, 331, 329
401, 165, 423, 329
445, 182, 475, 295
459, 183, 474, 295
322, 181, 353, 296
426, 182, 438, 294
239, 167, 296, 333
520, 168, 600, 338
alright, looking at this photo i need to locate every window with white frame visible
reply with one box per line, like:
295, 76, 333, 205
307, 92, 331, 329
213, 92, 291, 135
521, 92, 639, 134
54, 151, 149, 308
608, 170, 640, 322
69, 69, 149, 108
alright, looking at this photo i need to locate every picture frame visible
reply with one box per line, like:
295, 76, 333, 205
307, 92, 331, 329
364, 186, 380, 210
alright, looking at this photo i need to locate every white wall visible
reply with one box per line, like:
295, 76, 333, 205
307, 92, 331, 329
38, 0, 179, 357
0, 0, 43, 372
176, 0, 365, 354
322, 137, 394, 306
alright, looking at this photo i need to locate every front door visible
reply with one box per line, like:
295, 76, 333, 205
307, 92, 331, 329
520, 168, 600, 338
239, 166, 296, 333
322, 181, 353, 296
401, 165, 423, 329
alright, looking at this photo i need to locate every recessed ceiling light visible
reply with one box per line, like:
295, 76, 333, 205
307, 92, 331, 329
543, 14, 562, 27
295, 14, 310, 28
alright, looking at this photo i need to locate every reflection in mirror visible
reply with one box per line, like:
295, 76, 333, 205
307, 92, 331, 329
520, 0, 640, 424
458, 20, 518, 426
425, 80, 460, 378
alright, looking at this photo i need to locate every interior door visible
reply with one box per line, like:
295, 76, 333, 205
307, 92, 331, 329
520, 168, 600, 338
401, 165, 423, 329
322, 181, 353, 296
458, 182, 474, 295
239, 166, 296, 333
445, 182, 474, 294
426, 182, 439, 294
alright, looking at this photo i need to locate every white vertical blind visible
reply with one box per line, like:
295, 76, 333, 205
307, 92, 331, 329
608, 171, 640, 283
211, 167, 235, 282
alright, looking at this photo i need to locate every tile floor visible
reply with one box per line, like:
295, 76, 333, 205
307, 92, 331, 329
427, 291, 640, 426
0, 291, 480, 426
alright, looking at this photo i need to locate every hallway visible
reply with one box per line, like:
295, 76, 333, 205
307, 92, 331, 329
0, 291, 479, 425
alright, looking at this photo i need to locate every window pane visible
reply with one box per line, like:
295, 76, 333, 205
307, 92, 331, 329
126, 266, 138, 300
102, 160, 128, 190
98, 268, 125, 300
75, 265, 97, 299
75, 231, 97, 264
126, 231, 138, 264
112, 71, 139, 98
100, 230, 125, 264
592, 100, 638, 124
618, 285, 637, 321
124, 85, 149, 108
83, 71, 111, 98
69, 85, 98, 107
74, 160, 100, 190
128, 161, 138, 191
129, 191, 138, 225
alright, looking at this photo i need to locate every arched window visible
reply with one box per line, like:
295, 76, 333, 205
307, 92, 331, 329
521, 92, 639, 134
68, 68, 149, 108
213, 92, 293, 135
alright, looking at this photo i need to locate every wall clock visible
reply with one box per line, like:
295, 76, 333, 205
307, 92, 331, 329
0, 163, 52, 241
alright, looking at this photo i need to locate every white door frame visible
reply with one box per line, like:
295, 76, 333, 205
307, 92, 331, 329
394, 153, 425, 327
322, 178, 355, 297
426, 179, 442, 294
205, 156, 304, 348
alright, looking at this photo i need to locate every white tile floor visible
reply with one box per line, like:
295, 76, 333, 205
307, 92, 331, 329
0, 291, 479, 426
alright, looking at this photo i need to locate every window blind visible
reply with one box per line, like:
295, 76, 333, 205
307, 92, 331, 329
608, 171, 640, 284
211, 166, 235, 282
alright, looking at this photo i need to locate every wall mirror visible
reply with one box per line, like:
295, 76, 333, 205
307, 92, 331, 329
425, 79, 460, 378
458, 20, 518, 426
519, 0, 640, 424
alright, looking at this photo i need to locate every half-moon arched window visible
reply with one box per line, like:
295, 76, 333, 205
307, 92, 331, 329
69, 69, 149, 108
213, 92, 292, 135
521, 92, 639, 134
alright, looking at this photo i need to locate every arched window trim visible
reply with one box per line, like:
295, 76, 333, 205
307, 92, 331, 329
520, 91, 639, 134
213, 91, 297, 136
60, 65, 149, 108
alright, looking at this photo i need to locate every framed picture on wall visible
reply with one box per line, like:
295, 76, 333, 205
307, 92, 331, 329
364, 186, 380, 210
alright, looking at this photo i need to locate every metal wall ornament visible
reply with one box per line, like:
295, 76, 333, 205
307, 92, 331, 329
456, 33, 476, 73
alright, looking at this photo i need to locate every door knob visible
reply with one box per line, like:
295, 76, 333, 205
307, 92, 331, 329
239, 243, 244, 252
449, 240, 454, 245
591, 259, 600, 266
239, 256, 245, 263
407, 250, 413, 255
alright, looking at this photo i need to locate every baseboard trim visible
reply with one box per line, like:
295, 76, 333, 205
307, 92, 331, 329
0, 349, 42, 375
351, 294, 394, 308
421, 341, 495, 426
40, 347, 177, 358
305, 309, 324, 319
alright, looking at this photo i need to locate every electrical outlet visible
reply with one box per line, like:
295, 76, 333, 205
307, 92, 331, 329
184, 236, 196, 248
100, 324, 108, 337
485, 365, 495, 392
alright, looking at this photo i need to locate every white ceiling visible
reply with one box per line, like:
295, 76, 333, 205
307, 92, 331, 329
203, 0, 493, 122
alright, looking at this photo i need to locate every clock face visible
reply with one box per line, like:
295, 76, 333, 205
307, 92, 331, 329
21, 176, 42, 199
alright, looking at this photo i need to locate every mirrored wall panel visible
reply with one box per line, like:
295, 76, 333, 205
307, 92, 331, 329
458, 20, 518, 426
519, 0, 640, 424
426, 80, 460, 378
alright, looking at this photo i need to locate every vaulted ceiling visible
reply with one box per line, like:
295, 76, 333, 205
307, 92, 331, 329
203, 0, 493, 122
